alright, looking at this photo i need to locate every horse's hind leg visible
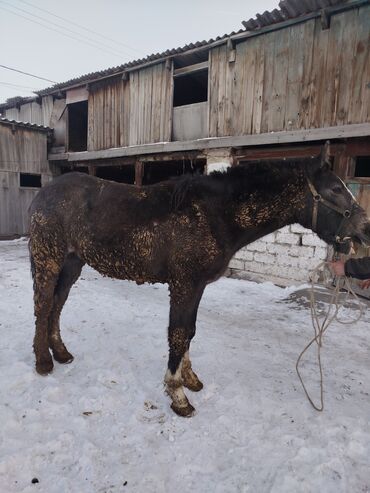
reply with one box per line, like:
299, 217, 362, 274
48, 254, 84, 364
165, 283, 205, 417
29, 225, 66, 375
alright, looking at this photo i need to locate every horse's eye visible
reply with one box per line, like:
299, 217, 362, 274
332, 186, 342, 194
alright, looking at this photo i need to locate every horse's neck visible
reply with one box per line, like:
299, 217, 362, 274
232, 175, 306, 246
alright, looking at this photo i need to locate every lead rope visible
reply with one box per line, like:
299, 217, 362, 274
296, 259, 366, 411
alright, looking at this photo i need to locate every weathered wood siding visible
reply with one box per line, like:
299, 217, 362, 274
129, 62, 173, 146
0, 124, 53, 236
87, 80, 130, 150
209, 5, 370, 137
3, 95, 67, 148
3, 96, 54, 126
172, 102, 208, 141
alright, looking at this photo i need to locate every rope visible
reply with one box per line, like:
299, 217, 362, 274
296, 259, 366, 411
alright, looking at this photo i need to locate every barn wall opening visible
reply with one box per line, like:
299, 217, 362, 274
60, 166, 88, 174
19, 173, 41, 188
96, 165, 135, 184
173, 70, 208, 107
68, 101, 88, 152
355, 156, 370, 177
143, 159, 206, 185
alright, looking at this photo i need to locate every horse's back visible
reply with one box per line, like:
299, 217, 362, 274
30, 172, 112, 214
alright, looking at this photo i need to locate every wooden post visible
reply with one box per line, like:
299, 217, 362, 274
88, 165, 96, 176
135, 160, 144, 186
333, 144, 351, 180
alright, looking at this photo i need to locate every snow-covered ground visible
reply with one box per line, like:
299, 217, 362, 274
1, 239, 370, 493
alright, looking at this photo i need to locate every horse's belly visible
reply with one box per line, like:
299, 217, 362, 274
79, 245, 167, 284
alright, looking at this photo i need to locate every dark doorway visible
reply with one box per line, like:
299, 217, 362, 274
68, 101, 88, 152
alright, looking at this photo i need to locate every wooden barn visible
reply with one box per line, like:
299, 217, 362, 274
0, 0, 369, 282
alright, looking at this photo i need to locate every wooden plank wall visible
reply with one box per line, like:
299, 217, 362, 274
129, 62, 173, 146
209, 5, 370, 138
0, 124, 52, 235
4, 96, 59, 126
87, 80, 129, 150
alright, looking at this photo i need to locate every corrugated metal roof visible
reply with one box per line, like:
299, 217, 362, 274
242, 0, 349, 30
0, 117, 52, 132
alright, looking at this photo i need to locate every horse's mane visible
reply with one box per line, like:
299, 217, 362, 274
171, 157, 318, 211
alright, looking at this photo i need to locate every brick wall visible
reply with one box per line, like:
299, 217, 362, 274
229, 224, 329, 285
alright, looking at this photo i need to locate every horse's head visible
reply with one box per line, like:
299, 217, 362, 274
302, 160, 370, 254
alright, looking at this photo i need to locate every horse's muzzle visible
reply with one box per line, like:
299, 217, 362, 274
351, 220, 370, 247
333, 239, 352, 254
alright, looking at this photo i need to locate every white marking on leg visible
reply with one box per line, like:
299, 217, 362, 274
181, 350, 203, 391
164, 359, 189, 409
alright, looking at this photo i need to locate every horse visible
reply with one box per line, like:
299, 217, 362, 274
28, 155, 370, 417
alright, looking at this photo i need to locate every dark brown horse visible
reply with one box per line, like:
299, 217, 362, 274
29, 157, 370, 416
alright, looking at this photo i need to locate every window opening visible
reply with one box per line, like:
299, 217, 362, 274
20, 173, 41, 188
173, 69, 208, 107
354, 156, 370, 177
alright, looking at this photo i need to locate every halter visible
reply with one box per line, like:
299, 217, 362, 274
306, 178, 353, 245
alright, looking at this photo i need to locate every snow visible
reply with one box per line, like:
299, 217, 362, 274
1, 239, 370, 493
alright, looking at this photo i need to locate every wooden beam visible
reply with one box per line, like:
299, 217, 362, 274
135, 160, 144, 186
236, 145, 322, 160
56, 124, 370, 163
173, 61, 208, 78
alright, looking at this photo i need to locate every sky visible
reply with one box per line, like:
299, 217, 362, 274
0, 0, 279, 104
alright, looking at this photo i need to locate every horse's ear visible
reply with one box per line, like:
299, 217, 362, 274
320, 140, 331, 171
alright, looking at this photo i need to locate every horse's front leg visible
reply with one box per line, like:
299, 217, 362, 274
181, 303, 204, 392
165, 283, 205, 417
181, 349, 203, 392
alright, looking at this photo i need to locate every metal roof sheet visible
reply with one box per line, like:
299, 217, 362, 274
0, 117, 52, 132
242, 0, 350, 30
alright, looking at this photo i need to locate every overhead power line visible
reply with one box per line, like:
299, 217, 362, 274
1, 0, 130, 58
0, 64, 56, 83
17, 0, 144, 56
0, 81, 40, 91
0, 3, 129, 60
0, 85, 37, 95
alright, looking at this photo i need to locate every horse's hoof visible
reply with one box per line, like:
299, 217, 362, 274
170, 402, 195, 417
36, 360, 54, 375
53, 351, 74, 364
183, 379, 203, 392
